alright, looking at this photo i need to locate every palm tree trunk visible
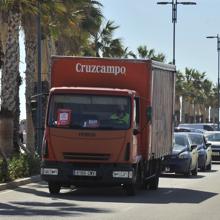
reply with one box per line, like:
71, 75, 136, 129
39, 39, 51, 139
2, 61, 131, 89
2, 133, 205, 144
1, 9, 21, 153
0, 11, 8, 54
23, 15, 37, 155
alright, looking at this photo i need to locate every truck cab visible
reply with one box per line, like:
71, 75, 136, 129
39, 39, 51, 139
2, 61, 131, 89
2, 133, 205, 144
41, 87, 141, 194
41, 56, 175, 195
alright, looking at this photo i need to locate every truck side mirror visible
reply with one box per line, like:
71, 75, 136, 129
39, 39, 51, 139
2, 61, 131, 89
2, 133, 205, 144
133, 128, 140, 135
146, 106, 152, 122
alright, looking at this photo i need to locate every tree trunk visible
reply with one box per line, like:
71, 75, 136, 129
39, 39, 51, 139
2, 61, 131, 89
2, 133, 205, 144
0, 112, 14, 157
23, 15, 37, 155
1, 9, 21, 153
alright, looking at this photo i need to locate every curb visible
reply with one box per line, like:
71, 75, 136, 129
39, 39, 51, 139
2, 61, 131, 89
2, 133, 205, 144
0, 175, 41, 191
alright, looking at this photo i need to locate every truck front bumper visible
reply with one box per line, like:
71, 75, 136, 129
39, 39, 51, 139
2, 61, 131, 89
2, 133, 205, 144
41, 160, 135, 187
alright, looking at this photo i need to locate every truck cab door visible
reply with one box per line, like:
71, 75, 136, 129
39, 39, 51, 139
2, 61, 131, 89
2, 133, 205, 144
132, 97, 141, 156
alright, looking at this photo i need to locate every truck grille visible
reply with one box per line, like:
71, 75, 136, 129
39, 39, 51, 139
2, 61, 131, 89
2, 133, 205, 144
63, 152, 110, 161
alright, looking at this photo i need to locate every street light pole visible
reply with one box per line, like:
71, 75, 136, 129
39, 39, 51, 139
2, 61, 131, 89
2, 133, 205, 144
172, 0, 176, 65
207, 35, 220, 130
37, 1, 43, 154
157, 0, 196, 65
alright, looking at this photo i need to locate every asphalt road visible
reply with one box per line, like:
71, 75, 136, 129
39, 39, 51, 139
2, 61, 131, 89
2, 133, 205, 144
0, 163, 220, 220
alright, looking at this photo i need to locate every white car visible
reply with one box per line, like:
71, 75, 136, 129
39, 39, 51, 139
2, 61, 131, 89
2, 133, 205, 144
205, 131, 220, 161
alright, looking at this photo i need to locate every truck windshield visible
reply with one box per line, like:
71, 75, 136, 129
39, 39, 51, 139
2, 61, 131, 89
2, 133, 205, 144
48, 94, 131, 130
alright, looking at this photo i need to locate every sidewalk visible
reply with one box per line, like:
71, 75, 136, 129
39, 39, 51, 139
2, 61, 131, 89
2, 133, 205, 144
0, 175, 41, 191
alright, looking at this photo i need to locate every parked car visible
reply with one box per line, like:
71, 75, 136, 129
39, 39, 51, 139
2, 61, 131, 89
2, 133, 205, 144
175, 127, 205, 133
178, 123, 216, 131
162, 133, 199, 177
187, 133, 212, 171
205, 131, 220, 161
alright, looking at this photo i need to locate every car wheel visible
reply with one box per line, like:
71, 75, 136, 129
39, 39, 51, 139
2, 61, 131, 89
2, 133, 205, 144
191, 163, 198, 176
200, 161, 206, 172
206, 162, 212, 171
183, 162, 191, 177
183, 169, 191, 177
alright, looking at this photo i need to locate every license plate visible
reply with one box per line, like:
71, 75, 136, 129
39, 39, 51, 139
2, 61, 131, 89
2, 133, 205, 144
212, 152, 220, 156
73, 170, 97, 176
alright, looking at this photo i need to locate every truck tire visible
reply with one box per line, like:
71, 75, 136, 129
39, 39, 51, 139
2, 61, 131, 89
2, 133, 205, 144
124, 184, 136, 196
48, 182, 61, 194
123, 166, 141, 196
148, 174, 159, 190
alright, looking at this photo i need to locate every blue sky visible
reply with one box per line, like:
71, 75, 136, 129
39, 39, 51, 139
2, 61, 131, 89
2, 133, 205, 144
19, 0, 220, 119
99, 0, 220, 82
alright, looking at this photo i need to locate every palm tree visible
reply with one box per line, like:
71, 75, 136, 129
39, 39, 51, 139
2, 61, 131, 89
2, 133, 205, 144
202, 79, 213, 122
0, 1, 22, 153
175, 70, 185, 124
22, 10, 37, 154
20, 1, 102, 153
122, 47, 136, 59
137, 45, 154, 59
49, 0, 102, 56
137, 45, 166, 62
92, 20, 122, 57
0, 0, 38, 155
0, 12, 8, 70
102, 38, 124, 57
180, 68, 212, 123
209, 84, 218, 123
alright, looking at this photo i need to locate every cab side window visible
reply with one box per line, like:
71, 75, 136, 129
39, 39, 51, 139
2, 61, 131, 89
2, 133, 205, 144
134, 97, 140, 129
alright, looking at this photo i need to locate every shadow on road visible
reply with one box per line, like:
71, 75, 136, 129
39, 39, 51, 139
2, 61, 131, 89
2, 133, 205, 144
0, 181, 218, 216
56, 186, 218, 204
160, 173, 206, 179
0, 200, 110, 217
13, 182, 217, 204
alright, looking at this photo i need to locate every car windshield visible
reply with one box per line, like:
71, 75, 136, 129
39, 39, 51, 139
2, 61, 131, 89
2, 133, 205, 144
188, 134, 203, 145
206, 133, 220, 142
174, 134, 189, 148
173, 143, 186, 151
48, 94, 131, 130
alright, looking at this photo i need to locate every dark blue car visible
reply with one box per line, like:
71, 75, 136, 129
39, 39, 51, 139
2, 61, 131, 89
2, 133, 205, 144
162, 133, 199, 177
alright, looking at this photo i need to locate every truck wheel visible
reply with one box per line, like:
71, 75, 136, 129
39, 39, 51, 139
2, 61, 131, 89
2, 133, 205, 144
123, 166, 140, 196
48, 182, 61, 194
124, 184, 136, 196
148, 174, 159, 190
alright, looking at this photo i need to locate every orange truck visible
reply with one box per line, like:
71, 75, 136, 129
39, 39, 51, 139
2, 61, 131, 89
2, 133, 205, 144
41, 56, 176, 195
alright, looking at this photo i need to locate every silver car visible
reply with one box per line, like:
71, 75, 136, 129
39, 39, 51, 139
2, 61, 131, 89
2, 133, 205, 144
205, 131, 220, 161
188, 133, 212, 171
